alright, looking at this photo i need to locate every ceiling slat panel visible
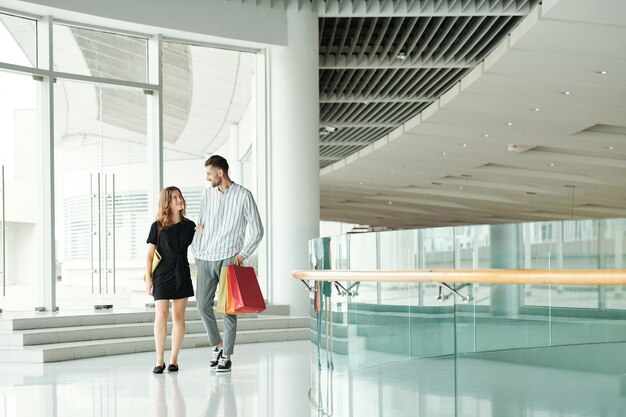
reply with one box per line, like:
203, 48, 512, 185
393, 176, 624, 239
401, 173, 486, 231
337, 17, 352, 56
357, 18, 378, 63
348, 18, 365, 57
388, 68, 425, 97
352, 69, 379, 97
405, 67, 442, 96
378, 17, 405, 61
345, 69, 368, 96
403, 17, 431, 61
361, 68, 390, 97
328, 68, 348, 96
370, 68, 400, 97
316, 0, 540, 170
390, 17, 419, 60
466, 16, 514, 61
443, 16, 485, 63
420, 17, 457, 63
368, 17, 393, 64
380, 68, 412, 97
410, 17, 444, 63
335, 69, 358, 97
454, 15, 497, 61
432, 16, 471, 63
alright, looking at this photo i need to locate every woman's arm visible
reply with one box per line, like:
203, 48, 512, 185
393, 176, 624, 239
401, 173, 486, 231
145, 243, 156, 295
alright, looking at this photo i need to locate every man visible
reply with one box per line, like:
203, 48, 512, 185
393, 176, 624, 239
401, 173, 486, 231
192, 155, 264, 372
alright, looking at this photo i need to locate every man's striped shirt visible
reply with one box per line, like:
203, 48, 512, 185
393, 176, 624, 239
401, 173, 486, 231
191, 182, 264, 261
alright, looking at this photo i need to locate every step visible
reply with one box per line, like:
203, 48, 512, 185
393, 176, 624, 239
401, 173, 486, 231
0, 315, 310, 347
309, 317, 353, 339
0, 327, 311, 363
0, 304, 290, 331
310, 330, 366, 355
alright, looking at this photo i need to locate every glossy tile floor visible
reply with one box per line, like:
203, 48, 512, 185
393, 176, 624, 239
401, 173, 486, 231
0, 340, 312, 417
4, 339, 626, 417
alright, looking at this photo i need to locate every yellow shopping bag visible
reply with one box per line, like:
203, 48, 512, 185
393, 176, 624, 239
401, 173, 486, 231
216, 266, 229, 314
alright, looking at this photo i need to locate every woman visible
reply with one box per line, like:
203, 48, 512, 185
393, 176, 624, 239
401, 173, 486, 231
145, 186, 196, 374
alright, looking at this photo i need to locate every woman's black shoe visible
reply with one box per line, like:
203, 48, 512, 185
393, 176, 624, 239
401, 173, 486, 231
167, 364, 179, 372
153, 363, 166, 374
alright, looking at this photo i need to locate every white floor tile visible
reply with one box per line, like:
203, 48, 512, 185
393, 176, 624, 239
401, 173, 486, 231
0, 340, 312, 417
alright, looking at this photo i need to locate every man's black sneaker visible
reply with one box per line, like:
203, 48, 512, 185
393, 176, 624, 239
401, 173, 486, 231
216, 357, 232, 373
210, 347, 223, 368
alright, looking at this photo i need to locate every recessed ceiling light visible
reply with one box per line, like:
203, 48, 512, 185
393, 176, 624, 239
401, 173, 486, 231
483, 134, 489, 138
562, 91, 572, 95
597, 70, 607, 75
458, 186, 464, 190
441, 152, 447, 156
362, 100, 369, 105
396, 52, 407, 60
462, 143, 468, 148
358, 181, 363, 185
507, 122, 513, 126
549, 162, 555, 167
533, 108, 540, 112
389, 171, 395, 175
608, 146, 614, 150
388, 201, 393, 205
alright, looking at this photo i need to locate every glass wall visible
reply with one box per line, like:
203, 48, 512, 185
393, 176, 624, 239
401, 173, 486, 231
314, 218, 626, 312
0, 12, 37, 67
0, 8, 266, 311
0, 14, 43, 310
53, 24, 148, 82
161, 41, 265, 296
309, 217, 626, 417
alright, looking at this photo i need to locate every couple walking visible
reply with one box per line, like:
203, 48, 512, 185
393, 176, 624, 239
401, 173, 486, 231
144, 155, 263, 374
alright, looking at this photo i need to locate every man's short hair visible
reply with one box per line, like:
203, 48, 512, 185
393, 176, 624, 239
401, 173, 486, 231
205, 155, 229, 173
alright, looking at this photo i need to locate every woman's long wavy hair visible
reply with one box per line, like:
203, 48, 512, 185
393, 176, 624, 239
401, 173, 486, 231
156, 186, 187, 230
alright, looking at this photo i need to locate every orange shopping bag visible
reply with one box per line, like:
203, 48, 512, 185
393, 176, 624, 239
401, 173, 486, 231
216, 266, 229, 314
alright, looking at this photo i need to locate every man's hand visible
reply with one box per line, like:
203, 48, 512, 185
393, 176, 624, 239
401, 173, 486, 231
234, 254, 246, 265
195, 225, 204, 234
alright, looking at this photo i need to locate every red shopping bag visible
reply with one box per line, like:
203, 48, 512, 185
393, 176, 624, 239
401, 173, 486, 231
225, 264, 266, 314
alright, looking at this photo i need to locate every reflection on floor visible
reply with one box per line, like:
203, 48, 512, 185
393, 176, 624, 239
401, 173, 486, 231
3, 339, 626, 417
0, 340, 312, 417
316, 352, 626, 417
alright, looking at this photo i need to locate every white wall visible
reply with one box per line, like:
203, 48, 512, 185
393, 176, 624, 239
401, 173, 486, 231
4, 0, 287, 47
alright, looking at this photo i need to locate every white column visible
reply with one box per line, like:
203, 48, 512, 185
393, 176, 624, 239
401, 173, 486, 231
490, 224, 520, 317
268, 7, 319, 317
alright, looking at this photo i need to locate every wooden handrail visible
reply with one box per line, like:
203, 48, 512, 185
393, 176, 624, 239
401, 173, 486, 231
291, 269, 626, 286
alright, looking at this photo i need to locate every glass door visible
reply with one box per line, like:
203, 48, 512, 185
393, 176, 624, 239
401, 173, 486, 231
0, 70, 42, 311
54, 79, 150, 310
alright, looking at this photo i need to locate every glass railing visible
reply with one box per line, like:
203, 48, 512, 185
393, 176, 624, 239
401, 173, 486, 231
301, 218, 626, 417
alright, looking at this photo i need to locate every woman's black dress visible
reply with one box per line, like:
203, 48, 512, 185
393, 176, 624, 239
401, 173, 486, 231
147, 219, 196, 300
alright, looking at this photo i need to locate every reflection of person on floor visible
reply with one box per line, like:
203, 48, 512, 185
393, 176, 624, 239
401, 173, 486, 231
202, 374, 238, 417
154, 374, 187, 417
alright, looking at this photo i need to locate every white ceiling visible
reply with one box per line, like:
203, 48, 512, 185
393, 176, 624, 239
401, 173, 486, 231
320, 0, 626, 228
